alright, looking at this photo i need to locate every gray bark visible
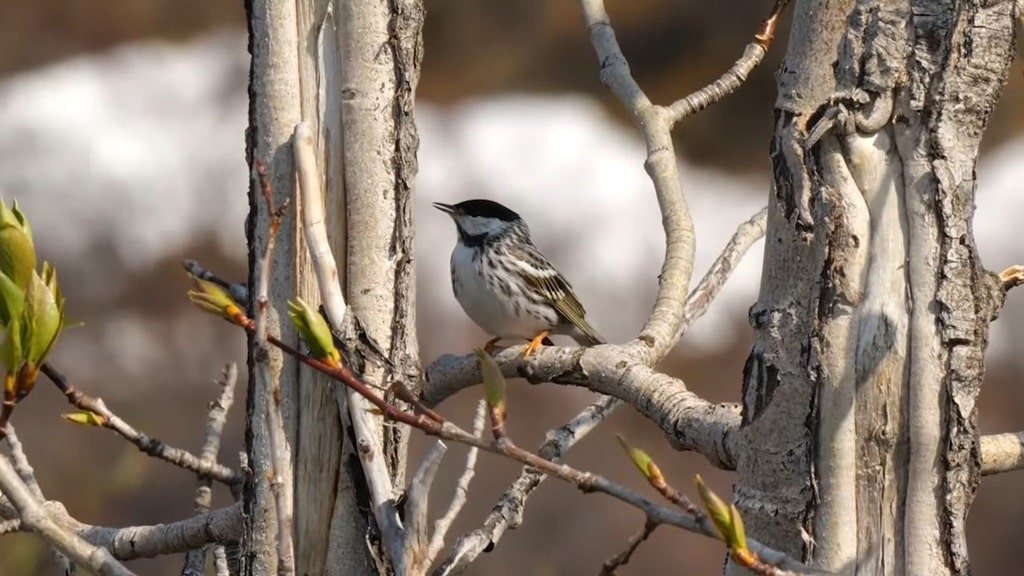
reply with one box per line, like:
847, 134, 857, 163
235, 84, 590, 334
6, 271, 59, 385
735, 0, 1015, 574
244, 0, 301, 574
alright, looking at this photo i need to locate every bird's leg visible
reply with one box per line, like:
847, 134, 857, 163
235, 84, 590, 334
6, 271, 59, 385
483, 337, 502, 355
522, 330, 551, 359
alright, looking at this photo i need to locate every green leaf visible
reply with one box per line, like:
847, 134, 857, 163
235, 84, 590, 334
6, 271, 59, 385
287, 298, 340, 364
0, 199, 36, 290
475, 348, 506, 412
23, 268, 62, 364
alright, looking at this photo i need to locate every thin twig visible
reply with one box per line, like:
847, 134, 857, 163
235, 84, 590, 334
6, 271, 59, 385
182, 363, 239, 576
39, 363, 241, 487
0, 454, 134, 576
679, 207, 768, 335
254, 160, 297, 576
435, 395, 620, 575
599, 519, 658, 575
667, 0, 790, 124
426, 402, 486, 563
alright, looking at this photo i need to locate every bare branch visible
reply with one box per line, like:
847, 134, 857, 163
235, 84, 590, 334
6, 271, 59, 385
426, 402, 486, 563
980, 431, 1024, 475
599, 519, 658, 575
40, 363, 242, 487
680, 207, 768, 334
253, 161, 297, 576
72, 502, 242, 560
435, 395, 620, 575
404, 440, 448, 570
3, 424, 43, 501
0, 454, 133, 576
424, 349, 739, 469
182, 363, 239, 575
667, 0, 790, 123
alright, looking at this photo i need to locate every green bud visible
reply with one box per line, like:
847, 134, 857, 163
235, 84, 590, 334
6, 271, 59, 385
728, 504, 748, 553
616, 434, 661, 482
0, 200, 36, 291
188, 278, 244, 322
62, 411, 106, 427
287, 298, 340, 364
695, 474, 733, 545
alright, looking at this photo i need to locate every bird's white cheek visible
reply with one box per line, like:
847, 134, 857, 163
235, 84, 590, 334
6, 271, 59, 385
456, 215, 504, 237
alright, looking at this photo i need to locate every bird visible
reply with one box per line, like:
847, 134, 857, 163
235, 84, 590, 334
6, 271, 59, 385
434, 199, 604, 358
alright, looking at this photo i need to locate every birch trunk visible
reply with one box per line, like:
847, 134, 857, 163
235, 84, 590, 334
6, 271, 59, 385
735, 0, 1015, 574
244, 0, 423, 574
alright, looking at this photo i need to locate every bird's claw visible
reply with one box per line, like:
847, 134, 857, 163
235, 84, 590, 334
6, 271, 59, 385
522, 330, 551, 359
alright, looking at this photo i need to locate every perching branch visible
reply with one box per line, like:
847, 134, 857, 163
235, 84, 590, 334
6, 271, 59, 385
39, 363, 242, 487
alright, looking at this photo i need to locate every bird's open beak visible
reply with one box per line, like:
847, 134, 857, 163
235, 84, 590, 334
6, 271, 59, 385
432, 202, 456, 215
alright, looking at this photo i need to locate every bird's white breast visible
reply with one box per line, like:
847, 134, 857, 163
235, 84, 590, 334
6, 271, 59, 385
450, 243, 552, 339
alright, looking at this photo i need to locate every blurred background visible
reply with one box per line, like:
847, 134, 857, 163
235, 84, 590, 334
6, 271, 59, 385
0, 1, 1022, 574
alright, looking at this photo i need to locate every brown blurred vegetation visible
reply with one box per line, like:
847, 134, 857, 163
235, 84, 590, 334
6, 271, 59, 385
0, 1, 1022, 575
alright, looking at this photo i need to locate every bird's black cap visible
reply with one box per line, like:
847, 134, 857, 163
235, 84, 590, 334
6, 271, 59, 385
433, 199, 521, 222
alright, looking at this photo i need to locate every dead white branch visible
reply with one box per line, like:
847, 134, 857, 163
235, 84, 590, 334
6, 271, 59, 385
0, 454, 133, 576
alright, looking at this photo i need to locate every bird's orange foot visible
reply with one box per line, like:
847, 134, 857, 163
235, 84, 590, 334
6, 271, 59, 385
522, 330, 551, 359
483, 337, 502, 355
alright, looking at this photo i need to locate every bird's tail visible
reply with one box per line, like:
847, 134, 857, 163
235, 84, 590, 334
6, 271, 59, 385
570, 319, 605, 346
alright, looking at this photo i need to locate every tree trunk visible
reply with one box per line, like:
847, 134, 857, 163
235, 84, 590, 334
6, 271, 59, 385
243, 0, 423, 574
735, 0, 1015, 574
